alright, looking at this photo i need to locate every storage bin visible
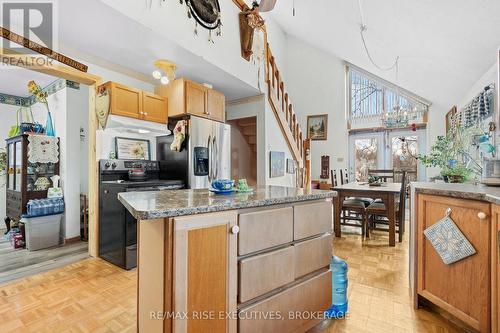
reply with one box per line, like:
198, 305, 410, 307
20, 213, 62, 251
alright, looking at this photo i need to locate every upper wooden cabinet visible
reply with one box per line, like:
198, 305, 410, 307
100, 81, 167, 124
155, 78, 226, 122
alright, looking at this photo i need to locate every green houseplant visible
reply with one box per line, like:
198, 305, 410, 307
417, 135, 473, 183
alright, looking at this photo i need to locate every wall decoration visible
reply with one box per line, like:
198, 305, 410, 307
286, 158, 295, 174
239, 3, 265, 61
96, 86, 111, 130
307, 114, 328, 140
445, 106, 457, 134
184, 0, 222, 42
115, 137, 151, 160
320, 155, 330, 179
269, 151, 285, 178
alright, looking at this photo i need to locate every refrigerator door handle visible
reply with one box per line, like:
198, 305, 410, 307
207, 134, 212, 182
212, 135, 218, 180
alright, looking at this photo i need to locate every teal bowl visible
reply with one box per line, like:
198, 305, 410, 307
211, 179, 234, 191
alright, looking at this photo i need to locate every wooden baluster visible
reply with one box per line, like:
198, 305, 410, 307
298, 130, 303, 151
275, 70, 280, 100
303, 139, 311, 189
292, 113, 296, 136
289, 104, 293, 125
270, 56, 276, 89
280, 82, 285, 112
265, 43, 271, 82
284, 93, 289, 120
295, 123, 300, 143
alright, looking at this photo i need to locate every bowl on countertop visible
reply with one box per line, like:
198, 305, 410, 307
211, 179, 235, 191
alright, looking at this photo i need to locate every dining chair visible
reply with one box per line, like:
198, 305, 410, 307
331, 170, 337, 187
364, 171, 407, 241
368, 169, 395, 183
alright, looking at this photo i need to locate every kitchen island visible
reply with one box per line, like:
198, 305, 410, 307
118, 186, 336, 333
410, 182, 500, 333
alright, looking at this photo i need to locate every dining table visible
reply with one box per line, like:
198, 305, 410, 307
332, 182, 402, 246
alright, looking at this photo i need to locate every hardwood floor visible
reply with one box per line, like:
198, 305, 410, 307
0, 229, 460, 333
0, 234, 89, 284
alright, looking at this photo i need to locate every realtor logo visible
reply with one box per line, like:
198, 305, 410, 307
1, 0, 57, 54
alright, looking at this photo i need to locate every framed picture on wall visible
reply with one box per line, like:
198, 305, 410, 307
115, 137, 151, 160
445, 106, 457, 134
307, 114, 328, 140
270, 151, 285, 178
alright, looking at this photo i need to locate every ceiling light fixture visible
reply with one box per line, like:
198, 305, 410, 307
152, 59, 177, 85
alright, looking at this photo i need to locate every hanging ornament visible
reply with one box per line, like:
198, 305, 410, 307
194, 21, 198, 35
185, 0, 222, 41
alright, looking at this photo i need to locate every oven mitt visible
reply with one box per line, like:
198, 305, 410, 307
423, 213, 476, 265
170, 120, 187, 152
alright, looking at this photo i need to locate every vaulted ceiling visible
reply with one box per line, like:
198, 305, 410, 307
270, 0, 500, 109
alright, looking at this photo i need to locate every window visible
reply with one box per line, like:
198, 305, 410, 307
348, 65, 429, 124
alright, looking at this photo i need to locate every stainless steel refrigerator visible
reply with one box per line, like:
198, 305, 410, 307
157, 115, 231, 189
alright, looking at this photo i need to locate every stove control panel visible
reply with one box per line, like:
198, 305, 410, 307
100, 160, 159, 171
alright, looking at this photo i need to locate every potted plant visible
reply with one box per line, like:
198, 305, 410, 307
417, 135, 473, 183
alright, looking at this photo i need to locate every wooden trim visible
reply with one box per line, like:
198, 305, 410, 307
164, 219, 174, 333
232, 0, 249, 10
0, 48, 101, 85
1, 27, 88, 72
348, 123, 427, 134
64, 236, 81, 244
137, 218, 166, 333
492, 204, 500, 333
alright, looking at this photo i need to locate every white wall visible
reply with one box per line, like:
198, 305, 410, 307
284, 36, 348, 180
0, 104, 19, 223
227, 95, 296, 187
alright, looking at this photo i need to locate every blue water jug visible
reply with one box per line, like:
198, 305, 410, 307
325, 256, 348, 318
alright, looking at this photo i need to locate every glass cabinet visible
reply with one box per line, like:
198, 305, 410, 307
5, 134, 60, 222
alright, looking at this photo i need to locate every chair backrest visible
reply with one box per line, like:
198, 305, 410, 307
339, 169, 349, 185
399, 171, 407, 223
368, 169, 394, 182
331, 170, 338, 187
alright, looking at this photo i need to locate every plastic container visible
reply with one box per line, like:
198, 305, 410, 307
325, 256, 348, 318
21, 213, 62, 251
26, 198, 65, 217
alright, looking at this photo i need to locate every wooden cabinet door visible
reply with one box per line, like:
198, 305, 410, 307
207, 89, 225, 122
417, 194, 491, 332
173, 211, 237, 333
493, 205, 500, 333
142, 92, 167, 124
185, 81, 207, 117
109, 82, 142, 119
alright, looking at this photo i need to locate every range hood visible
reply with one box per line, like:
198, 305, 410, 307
104, 115, 171, 135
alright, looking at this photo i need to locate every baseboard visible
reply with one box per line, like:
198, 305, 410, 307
65, 236, 81, 244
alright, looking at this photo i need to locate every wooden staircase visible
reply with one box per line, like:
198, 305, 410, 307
265, 42, 311, 187
232, 117, 257, 153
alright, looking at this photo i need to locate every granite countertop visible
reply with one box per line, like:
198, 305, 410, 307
411, 182, 500, 204
118, 185, 336, 220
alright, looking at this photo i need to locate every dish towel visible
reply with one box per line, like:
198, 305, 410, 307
170, 120, 187, 152
28, 135, 59, 163
424, 209, 476, 265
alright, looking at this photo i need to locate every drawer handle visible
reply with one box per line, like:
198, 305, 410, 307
477, 212, 487, 220
231, 225, 240, 235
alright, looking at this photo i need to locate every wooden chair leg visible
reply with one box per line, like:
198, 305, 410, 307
398, 217, 404, 243
364, 214, 369, 238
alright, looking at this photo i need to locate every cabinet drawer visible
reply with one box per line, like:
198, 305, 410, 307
239, 270, 331, 333
238, 207, 293, 255
293, 201, 332, 240
239, 246, 295, 303
294, 234, 332, 279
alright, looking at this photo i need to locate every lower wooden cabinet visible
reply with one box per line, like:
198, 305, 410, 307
492, 205, 500, 333
416, 194, 491, 332
172, 211, 238, 333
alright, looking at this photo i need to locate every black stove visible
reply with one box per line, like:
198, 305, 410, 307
98, 159, 183, 270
